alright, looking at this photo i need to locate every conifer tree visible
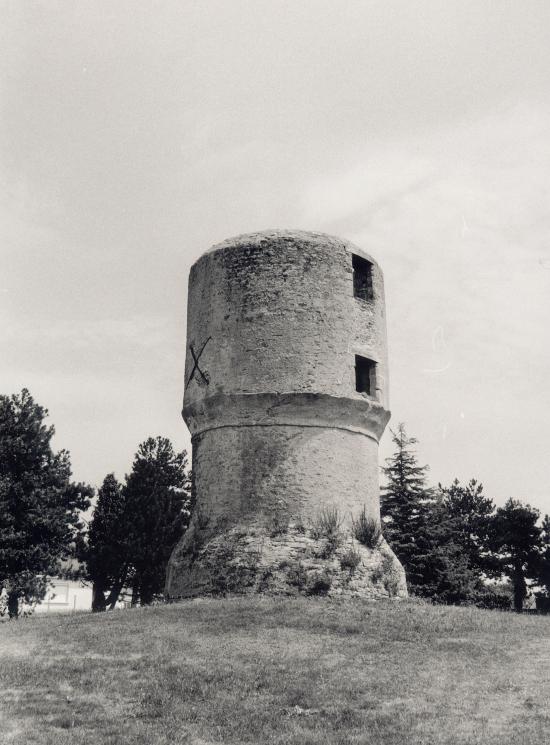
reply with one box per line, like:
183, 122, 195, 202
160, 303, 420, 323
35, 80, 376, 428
420, 480, 498, 605
488, 499, 542, 612
380, 423, 436, 594
83, 474, 128, 612
438, 479, 495, 577
380, 426, 486, 602
537, 514, 550, 603
122, 437, 191, 605
0, 389, 92, 618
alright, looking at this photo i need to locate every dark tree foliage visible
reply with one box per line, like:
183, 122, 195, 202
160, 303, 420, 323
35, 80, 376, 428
538, 515, 550, 599
438, 479, 496, 576
121, 437, 191, 606
488, 498, 542, 612
380, 423, 438, 596
381, 427, 501, 604
415, 527, 481, 604
0, 389, 92, 618
415, 480, 497, 605
381, 424, 545, 610
81, 474, 128, 612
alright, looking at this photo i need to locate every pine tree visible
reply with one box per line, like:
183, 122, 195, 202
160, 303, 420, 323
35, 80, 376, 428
82, 474, 128, 612
537, 515, 550, 605
380, 426, 491, 603
0, 389, 92, 618
438, 479, 495, 577
122, 437, 191, 605
488, 499, 542, 612
380, 423, 436, 594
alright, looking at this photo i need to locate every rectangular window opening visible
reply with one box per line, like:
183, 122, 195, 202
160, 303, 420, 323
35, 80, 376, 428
352, 254, 374, 301
355, 355, 377, 396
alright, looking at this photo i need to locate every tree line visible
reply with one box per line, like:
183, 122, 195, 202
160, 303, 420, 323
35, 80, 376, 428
0, 390, 191, 618
381, 423, 550, 611
2, 389, 550, 617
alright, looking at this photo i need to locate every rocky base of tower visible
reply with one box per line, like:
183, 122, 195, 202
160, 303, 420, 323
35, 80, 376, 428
165, 518, 407, 601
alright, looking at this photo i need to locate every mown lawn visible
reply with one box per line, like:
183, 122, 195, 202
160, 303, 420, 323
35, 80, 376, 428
1, 597, 550, 744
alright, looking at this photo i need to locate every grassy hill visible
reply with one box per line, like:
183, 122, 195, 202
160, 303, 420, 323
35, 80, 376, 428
1, 597, 550, 745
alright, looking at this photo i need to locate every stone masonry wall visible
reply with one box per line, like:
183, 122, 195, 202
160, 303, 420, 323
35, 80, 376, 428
191, 425, 380, 527
183, 230, 389, 410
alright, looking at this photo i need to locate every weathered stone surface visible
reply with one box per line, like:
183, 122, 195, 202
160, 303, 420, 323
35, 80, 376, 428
165, 229, 407, 600
166, 522, 406, 599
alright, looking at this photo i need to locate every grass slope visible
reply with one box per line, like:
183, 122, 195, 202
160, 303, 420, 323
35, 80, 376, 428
1, 597, 550, 744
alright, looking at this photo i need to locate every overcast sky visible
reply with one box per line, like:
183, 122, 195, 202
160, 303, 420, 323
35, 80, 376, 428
1, 1, 549, 512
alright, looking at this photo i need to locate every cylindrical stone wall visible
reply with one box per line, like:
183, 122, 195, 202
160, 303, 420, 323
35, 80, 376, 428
190, 426, 381, 525
166, 230, 406, 599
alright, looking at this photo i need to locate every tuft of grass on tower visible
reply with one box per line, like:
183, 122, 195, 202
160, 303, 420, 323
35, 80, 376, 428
1, 597, 550, 745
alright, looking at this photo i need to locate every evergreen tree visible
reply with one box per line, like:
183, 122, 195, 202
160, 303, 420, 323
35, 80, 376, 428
0, 389, 92, 618
381, 427, 493, 604
81, 474, 128, 612
415, 480, 497, 605
417, 526, 481, 604
438, 479, 495, 577
380, 423, 436, 595
488, 499, 542, 612
122, 437, 191, 605
538, 514, 550, 600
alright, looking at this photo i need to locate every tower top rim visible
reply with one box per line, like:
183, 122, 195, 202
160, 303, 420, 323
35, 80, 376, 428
196, 229, 379, 268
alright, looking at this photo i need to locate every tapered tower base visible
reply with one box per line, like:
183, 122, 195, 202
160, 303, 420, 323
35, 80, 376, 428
166, 521, 406, 600
166, 421, 406, 600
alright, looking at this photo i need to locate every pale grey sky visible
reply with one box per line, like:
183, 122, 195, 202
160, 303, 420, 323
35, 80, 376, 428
1, 1, 549, 511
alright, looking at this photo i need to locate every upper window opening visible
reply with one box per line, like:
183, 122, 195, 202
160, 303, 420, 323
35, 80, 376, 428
352, 254, 373, 301
355, 355, 377, 396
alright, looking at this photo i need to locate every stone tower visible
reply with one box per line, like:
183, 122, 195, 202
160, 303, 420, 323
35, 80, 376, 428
166, 230, 406, 599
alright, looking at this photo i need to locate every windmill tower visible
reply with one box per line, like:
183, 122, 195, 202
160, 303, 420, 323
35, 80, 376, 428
166, 230, 406, 599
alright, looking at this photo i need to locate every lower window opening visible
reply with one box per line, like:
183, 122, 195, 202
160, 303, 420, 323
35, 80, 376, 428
355, 355, 377, 396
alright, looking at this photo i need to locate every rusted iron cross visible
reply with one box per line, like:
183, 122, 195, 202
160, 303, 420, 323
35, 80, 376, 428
186, 336, 212, 387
